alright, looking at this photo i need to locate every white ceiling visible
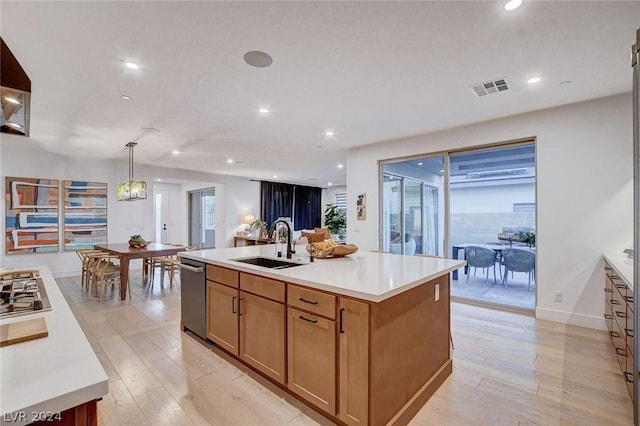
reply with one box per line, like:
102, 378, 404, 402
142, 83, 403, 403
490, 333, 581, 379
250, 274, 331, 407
1, 1, 638, 187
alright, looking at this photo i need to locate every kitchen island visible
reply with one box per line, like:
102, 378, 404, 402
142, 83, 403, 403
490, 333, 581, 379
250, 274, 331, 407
180, 245, 465, 425
0, 266, 108, 426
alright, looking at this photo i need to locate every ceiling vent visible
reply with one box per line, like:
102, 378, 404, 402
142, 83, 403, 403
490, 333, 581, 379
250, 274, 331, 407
470, 78, 509, 98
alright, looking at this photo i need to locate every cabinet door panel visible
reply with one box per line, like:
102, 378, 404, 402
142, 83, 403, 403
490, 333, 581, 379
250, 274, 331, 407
287, 308, 336, 415
207, 281, 239, 355
239, 291, 286, 384
338, 298, 369, 426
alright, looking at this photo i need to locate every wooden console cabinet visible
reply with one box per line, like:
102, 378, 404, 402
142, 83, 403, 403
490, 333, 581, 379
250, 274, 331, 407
604, 261, 635, 399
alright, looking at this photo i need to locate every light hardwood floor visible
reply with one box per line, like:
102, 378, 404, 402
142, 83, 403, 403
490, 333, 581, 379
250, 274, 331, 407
55, 272, 633, 425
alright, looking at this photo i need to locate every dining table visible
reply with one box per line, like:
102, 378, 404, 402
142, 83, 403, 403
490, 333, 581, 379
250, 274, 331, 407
93, 242, 186, 300
451, 242, 509, 280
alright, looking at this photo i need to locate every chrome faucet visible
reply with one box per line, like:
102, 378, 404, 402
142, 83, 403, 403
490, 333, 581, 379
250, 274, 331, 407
269, 219, 293, 259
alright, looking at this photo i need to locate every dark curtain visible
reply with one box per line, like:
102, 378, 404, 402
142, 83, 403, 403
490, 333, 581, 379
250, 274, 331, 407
293, 185, 322, 230
260, 181, 293, 227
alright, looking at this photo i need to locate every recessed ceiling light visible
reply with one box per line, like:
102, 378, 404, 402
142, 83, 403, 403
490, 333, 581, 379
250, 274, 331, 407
171, 150, 180, 155
337, 164, 344, 169
125, 62, 139, 69
273, 175, 278, 179
155, 178, 162, 182
325, 131, 335, 137
121, 95, 131, 101
328, 182, 333, 186
3, 96, 21, 105
244, 51, 273, 68
6, 122, 23, 129
527, 77, 541, 84
226, 159, 234, 164
417, 162, 423, 166
258, 108, 270, 114
504, 0, 522, 11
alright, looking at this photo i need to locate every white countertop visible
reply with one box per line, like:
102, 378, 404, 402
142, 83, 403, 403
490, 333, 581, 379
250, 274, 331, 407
0, 266, 108, 425
180, 244, 466, 302
604, 252, 634, 290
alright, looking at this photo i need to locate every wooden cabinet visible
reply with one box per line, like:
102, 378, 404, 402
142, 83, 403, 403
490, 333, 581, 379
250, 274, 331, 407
287, 307, 336, 415
240, 291, 286, 384
206, 281, 239, 354
604, 262, 635, 399
206, 268, 286, 384
338, 298, 369, 426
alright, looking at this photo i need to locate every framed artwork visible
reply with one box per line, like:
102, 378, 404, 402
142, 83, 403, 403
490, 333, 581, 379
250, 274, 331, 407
63, 180, 107, 250
5, 177, 60, 254
357, 193, 366, 221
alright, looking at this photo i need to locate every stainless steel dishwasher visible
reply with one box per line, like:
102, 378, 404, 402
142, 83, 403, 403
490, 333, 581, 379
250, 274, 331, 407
179, 258, 206, 339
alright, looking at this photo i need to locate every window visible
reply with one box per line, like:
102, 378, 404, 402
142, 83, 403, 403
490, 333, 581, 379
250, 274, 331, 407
335, 193, 347, 212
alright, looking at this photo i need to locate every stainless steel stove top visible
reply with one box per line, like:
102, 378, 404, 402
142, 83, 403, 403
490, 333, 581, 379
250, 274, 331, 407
0, 270, 52, 319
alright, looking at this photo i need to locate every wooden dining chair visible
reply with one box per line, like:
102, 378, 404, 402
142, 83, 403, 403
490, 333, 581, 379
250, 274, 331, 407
158, 245, 198, 288
89, 254, 129, 302
76, 249, 106, 290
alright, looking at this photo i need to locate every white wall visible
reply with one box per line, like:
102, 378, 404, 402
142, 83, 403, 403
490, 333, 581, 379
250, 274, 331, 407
0, 143, 260, 276
346, 93, 633, 330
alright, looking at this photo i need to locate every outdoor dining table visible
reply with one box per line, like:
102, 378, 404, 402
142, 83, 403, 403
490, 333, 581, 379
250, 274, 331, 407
451, 242, 509, 280
93, 242, 186, 300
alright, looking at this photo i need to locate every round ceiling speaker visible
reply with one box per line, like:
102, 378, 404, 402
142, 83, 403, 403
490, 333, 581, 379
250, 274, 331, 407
243, 51, 273, 68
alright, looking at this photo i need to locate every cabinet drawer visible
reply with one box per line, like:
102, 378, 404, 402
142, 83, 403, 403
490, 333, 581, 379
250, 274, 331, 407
288, 285, 336, 319
240, 272, 285, 303
206, 264, 239, 288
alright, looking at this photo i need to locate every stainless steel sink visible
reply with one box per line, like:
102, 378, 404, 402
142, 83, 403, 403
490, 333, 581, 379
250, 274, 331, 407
231, 256, 303, 269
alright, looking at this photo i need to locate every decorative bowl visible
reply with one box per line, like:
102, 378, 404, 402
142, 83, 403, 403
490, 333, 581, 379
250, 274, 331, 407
128, 241, 147, 248
306, 243, 358, 259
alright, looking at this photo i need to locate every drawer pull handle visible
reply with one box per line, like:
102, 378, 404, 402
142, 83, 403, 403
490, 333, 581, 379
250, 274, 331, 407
611, 299, 621, 305
616, 347, 627, 356
238, 298, 243, 316
615, 283, 627, 289
624, 371, 635, 383
298, 297, 318, 305
232, 296, 237, 314
615, 310, 627, 318
339, 308, 345, 334
610, 330, 621, 338
625, 328, 634, 338
298, 315, 318, 324
625, 296, 634, 303
604, 288, 613, 293
604, 313, 613, 319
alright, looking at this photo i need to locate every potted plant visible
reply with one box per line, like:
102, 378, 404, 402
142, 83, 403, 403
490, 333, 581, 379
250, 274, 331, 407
515, 231, 536, 247
128, 234, 147, 248
250, 218, 266, 237
324, 204, 346, 239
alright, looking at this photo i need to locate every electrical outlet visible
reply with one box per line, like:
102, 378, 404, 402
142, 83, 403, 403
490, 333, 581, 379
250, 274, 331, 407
435, 284, 440, 302
554, 291, 563, 302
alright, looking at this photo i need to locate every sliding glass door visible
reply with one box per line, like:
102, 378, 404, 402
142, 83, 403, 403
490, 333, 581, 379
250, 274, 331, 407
381, 156, 445, 256
188, 188, 215, 249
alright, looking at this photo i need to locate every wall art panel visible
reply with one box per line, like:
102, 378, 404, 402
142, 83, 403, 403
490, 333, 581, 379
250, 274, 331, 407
63, 180, 107, 250
5, 177, 59, 254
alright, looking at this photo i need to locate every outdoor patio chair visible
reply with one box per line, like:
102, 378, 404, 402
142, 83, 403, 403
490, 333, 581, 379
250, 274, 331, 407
464, 246, 498, 284
501, 248, 536, 290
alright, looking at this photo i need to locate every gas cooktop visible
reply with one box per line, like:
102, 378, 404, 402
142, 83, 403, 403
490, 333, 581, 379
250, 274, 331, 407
0, 270, 52, 319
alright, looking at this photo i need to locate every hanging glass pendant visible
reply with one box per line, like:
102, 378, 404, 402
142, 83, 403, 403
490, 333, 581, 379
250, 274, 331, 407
116, 142, 147, 202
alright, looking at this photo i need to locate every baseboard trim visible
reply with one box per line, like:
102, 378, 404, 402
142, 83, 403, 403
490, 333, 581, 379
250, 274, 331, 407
535, 307, 606, 331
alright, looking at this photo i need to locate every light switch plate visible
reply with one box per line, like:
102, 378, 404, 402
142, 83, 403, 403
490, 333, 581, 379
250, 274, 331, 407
435, 284, 440, 302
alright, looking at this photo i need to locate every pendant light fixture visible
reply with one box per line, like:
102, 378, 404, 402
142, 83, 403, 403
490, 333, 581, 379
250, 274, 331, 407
116, 142, 147, 201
